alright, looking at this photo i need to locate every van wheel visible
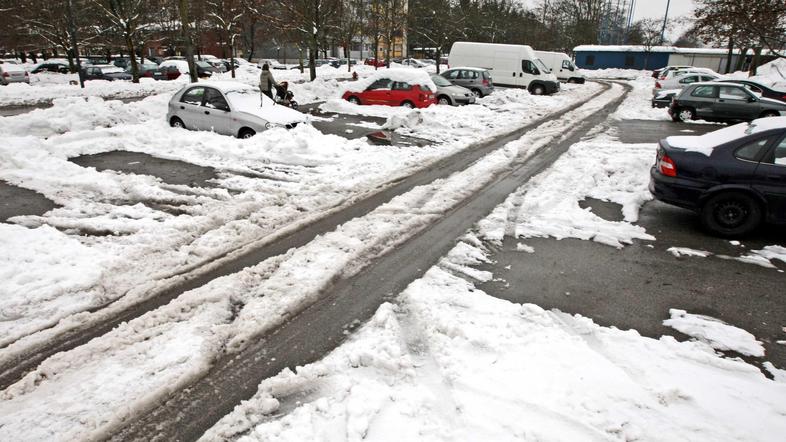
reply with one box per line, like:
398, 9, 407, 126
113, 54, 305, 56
238, 128, 256, 139
170, 117, 186, 129
401, 101, 415, 109
530, 84, 545, 95
470, 88, 482, 98
437, 95, 452, 105
701, 192, 762, 237
760, 110, 779, 118
676, 108, 695, 122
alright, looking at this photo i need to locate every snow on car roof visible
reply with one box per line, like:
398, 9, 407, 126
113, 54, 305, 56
343, 68, 437, 93
666, 117, 786, 156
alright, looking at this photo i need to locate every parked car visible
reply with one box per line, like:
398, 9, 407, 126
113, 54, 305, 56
401, 58, 428, 68
130, 63, 167, 80
430, 74, 475, 105
652, 89, 681, 108
669, 82, 786, 123
0, 62, 29, 85
257, 59, 286, 70
111, 57, 154, 69
653, 72, 720, 96
364, 58, 387, 67
159, 60, 215, 78
653, 65, 693, 79
167, 81, 308, 138
535, 51, 586, 84
31, 62, 70, 74
650, 116, 786, 236
204, 59, 227, 73
440, 67, 494, 98
81, 64, 132, 81
718, 79, 786, 103
660, 67, 717, 81
449, 42, 558, 95
342, 72, 437, 108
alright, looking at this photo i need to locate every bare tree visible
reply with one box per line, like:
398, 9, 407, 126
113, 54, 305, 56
206, 0, 245, 78
89, 0, 153, 82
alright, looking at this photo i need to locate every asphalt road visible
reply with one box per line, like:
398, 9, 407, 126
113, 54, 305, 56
477, 119, 786, 371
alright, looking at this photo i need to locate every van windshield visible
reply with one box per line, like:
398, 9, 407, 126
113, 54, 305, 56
535, 58, 550, 74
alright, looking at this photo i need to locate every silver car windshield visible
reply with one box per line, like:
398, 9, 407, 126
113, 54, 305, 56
431, 76, 452, 87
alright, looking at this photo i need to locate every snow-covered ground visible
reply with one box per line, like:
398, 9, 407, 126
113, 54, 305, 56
1, 65, 784, 441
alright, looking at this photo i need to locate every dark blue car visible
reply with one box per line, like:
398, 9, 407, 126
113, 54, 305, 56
650, 117, 786, 236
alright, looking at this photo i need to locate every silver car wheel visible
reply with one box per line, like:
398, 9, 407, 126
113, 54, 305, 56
438, 96, 451, 105
471, 89, 481, 98
678, 108, 694, 122
171, 118, 185, 129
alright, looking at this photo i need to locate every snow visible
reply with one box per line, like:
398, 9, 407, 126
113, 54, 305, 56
666, 118, 786, 156
203, 255, 786, 442
668, 247, 711, 258
664, 309, 766, 357
611, 75, 670, 120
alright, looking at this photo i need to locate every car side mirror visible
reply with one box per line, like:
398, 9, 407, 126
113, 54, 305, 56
747, 96, 757, 103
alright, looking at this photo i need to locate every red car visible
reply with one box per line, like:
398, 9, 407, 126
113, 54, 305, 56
364, 58, 387, 67
342, 77, 437, 108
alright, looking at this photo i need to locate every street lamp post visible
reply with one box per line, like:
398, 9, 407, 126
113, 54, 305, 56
659, 0, 671, 45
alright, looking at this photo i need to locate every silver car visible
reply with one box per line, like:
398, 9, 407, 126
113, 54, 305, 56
431, 74, 475, 105
440, 67, 494, 98
0, 62, 29, 85
166, 81, 308, 138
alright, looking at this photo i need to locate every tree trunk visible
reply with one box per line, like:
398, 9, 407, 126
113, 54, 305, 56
344, 42, 351, 72
749, 46, 763, 77
735, 47, 749, 72
230, 42, 236, 79
126, 32, 140, 83
435, 47, 441, 74
309, 36, 317, 81
178, 0, 198, 83
725, 36, 734, 74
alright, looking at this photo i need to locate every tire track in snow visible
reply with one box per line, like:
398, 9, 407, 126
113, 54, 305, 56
0, 83, 615, 391
108, 82, 631, 441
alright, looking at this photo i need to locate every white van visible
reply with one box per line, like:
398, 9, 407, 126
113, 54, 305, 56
448, 42, 560, 95
535, 51, 585, 84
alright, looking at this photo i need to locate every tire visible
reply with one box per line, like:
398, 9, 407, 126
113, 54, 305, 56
170, 117, 186, 129
530, 84, 545, 95
760, 110, 779, 118
437, 95, 452, 105
401, 101, 414, 109
470, 88, 482, 98
700, 192, 762, 237
347, 96, 360, 105
675, 107, 695, 122
238, 128, 256, 139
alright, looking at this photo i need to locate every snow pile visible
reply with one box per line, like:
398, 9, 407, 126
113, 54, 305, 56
734, 245, 786, 269
664, 309, 766, 357
611, 75, 670, 121
342, 68, 437, 93
668, 247, 711, 258
204, 259, 786, 442
0, 77, 185, 107
0, 94, 170, 137
479, 137, 656, 248
726, 58, 786, 89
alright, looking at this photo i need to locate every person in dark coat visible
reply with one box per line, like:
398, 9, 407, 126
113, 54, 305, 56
259, 63, 278, 103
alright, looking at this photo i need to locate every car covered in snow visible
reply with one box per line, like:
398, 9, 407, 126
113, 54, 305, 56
650, 117, 786, 236
342, 69, 437, 108
0, 62, 30, 85
159, 60, 215, 78
669, 82, 786, 123
167, 81, 308, 138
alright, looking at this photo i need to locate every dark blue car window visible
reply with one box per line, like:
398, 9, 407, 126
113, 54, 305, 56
735, 137, 773, 162
770, 137, 786, 166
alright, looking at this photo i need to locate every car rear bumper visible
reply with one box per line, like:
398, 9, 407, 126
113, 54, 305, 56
649, 167, 704, 211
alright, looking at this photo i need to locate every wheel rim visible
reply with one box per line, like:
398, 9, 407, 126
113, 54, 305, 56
402, 102, 413, 108
679, 110, 693, 121
438, 97, 450, 105
173, 119, 184, 128
471, 90, 481, 98
349, 97, 359, 104
714, 200, 749, 228
533, 87, 544, 95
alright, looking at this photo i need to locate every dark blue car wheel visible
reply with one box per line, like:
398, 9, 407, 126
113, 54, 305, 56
701, 192, 762, 237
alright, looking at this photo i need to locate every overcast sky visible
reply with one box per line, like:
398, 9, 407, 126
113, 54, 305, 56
631, 0, 696, 39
